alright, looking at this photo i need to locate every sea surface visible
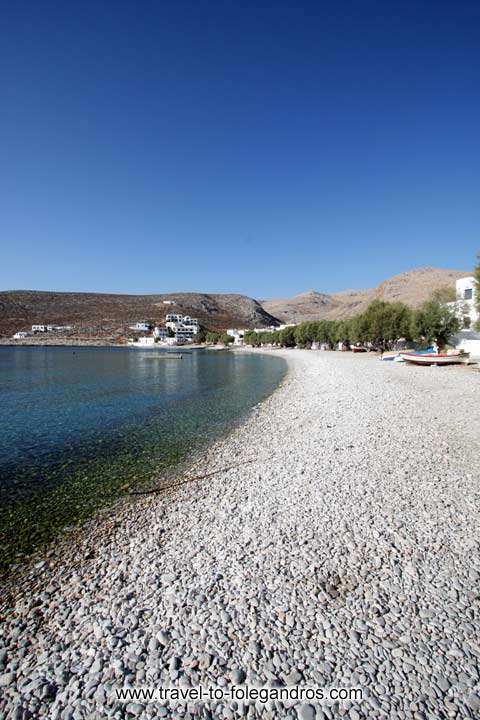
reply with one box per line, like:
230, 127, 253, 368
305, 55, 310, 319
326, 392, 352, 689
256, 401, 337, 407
0, 347, 286, 570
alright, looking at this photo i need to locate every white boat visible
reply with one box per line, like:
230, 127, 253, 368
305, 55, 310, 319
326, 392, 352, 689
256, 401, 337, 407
400, 351, 470, 366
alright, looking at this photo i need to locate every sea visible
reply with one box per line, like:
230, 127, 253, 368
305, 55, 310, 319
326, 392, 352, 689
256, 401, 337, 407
0, 346, 286, 570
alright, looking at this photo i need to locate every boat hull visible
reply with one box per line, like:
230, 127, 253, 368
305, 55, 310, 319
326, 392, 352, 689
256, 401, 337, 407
400, 352, 469, 366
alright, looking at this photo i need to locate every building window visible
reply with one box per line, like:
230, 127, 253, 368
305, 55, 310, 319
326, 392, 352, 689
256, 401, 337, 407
464, 288, 473, 300
463, 316, 471, 329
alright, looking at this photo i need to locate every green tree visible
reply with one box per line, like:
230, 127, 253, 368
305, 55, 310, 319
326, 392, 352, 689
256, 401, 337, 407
333, 320, 351, 346
206, 331, 221, 343
243, 330, 260, 346
220, 332, 234, 345
412, 300, 459, 346
349, 300, 412, 349
312, 320, 336, 347
280, 326, 296, 347
293, 323, 311, 348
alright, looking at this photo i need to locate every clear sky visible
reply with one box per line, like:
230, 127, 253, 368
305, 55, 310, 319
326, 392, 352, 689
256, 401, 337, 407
1, 1, 479, 298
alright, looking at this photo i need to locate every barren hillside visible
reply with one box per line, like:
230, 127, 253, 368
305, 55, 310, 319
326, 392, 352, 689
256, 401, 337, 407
263, 267, 468, 322
0, 291, 279, 339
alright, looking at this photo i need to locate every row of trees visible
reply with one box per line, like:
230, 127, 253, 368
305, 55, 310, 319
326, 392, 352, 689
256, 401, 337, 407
205, 330, 234, 345
244, 297, 460, 351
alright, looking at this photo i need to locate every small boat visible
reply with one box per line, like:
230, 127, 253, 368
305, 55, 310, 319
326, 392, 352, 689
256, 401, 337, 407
400, 351, 469, 366
351, 345, 368, 353
379, 351, 400, 361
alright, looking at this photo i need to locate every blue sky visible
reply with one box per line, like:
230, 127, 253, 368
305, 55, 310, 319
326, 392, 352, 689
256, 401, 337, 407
1, 1, 479, 298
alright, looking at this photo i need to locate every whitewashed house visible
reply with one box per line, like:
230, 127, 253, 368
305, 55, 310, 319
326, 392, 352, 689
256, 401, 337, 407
447, 276, 480, 358
165, 314, 184, 325
165, 314, 199, 342
181, 316, 199, 335
174, 327, 195, 342
13, 331, 31, 339
253, 325, 280, 333
129, 321, 151, 332
226, 328, 246, 345
453, 276, 478, 329
153, 326, 168, 341
32, 325, 48, 333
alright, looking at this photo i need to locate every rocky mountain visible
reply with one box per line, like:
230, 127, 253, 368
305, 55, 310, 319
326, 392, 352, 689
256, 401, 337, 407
262, 267, 468, 323
0, 291, 279, 339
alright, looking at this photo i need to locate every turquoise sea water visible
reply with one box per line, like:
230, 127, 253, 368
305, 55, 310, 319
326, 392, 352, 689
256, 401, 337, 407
0, 347, 286, 570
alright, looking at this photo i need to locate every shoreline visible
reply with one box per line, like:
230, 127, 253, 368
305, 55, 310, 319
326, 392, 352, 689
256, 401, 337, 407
0, 340, 207, 348
1, 351, 479, 718
0, 348, 286, 579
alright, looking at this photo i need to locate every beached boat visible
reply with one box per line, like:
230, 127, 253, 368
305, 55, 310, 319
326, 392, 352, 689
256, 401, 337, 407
379, 351, 400, 361
351, 345, 368, 353
400, 351, 469, 366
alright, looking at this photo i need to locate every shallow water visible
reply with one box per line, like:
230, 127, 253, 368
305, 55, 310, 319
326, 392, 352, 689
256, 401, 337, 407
0, 347, 286, 569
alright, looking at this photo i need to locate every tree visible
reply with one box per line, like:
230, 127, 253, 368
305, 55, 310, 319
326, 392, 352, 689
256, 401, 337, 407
347, 300, 412, 350
220, 332, 235, 345
279, 326, 296, 347
244, 330, 260, 346
412, 300, 459, 346
333, 320, 351, 346
293, 323, 311, 348
206, 331, 220, 344
166, 326, 175, 338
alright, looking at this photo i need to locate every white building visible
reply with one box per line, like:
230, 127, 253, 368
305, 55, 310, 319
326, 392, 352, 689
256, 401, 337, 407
165, 314, 199, 341
13, 331, 32, 339
227, 328, 246, 346
129, 322, 151, 332
452, 276, 478, 329
46, 325, 72, 332
174, 327, 196, 342
444, 277, 480, 358
32, 325, 48, 333
153, 326, 168, 341
181, 316, 199, 335
163, 300, 176, 305
253, 325, 280, 333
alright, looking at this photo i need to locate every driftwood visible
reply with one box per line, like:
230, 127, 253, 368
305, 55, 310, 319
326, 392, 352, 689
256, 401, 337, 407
128, 457, 262, 496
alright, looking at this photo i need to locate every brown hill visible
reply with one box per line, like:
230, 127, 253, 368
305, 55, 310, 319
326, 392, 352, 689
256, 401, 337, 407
0, 291, 280, 339
262, 267, 468, 323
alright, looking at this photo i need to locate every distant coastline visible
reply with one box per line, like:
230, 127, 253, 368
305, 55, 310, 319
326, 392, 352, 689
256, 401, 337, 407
0, 338, 210, 349
0, 338, 127, 347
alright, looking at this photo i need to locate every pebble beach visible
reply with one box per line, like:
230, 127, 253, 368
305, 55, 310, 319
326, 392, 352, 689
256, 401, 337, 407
1, 350, 479, 719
